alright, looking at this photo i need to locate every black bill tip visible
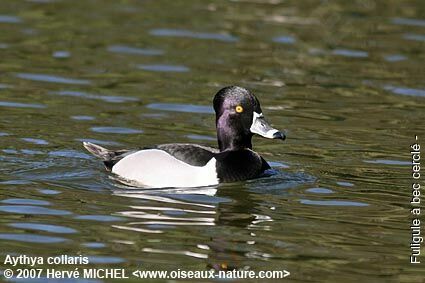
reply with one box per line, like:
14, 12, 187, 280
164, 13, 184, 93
273, 131, 286, 141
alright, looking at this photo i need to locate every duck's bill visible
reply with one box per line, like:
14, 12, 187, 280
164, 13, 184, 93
250, 112, 286, 140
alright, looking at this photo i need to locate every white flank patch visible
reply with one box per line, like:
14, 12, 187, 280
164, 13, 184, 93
112, 149, 219, 188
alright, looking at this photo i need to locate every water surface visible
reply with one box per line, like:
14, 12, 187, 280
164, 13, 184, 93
0, 1, 424, 282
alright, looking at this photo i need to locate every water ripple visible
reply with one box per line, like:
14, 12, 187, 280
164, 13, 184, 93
331, 49, 368, 58
8, 222, 77, 234
300, 199, 369, 206
71, 115, 95, 121
272, 35, 296, 44
0, 233, 68, 243
0, 179, 33, 185
21, 138, 49, 145
51, 90, 139, 103
0, 205, 72, 215
305, 187, 334, 194
268, 161, 290, 169
76, 138, 121, 146
74, 215, 126, 222
38, 189, 61, 195
403, 33, 425, 42
146, 103, 213, 114
48, 150, 91, 159
117, 211, 214, 223
21, 149, 44, 155
186, 134, 215, 141
336, 181, 354, 187
90, 127, 143, 134
108, 45, 164, 56
0, 15, 22, 23
391, 17, 425, 27
16, 73, 90, 85
0, 101, 46, 109
383, 85, 425, 97
86, 256, 125, 264
0, 83, 11, 89
150, 28, 238, 42
1, 198, 50, 205
363, 159, 411, 165
384, 54, 407, 62
112, 225, 163, 234
142, 247, 208, 259
52, 50, 71, 58
82, 242, 106, 248
137, 64, 190, 72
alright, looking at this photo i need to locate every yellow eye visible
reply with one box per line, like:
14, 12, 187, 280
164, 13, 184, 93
235, 105, 244, 113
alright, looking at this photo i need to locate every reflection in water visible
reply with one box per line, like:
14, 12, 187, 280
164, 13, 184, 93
111, 170, 315, 268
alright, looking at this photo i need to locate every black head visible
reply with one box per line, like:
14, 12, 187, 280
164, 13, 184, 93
213, 86, 285, 151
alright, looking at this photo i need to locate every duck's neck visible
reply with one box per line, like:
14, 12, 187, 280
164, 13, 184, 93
216, 115, 252, 152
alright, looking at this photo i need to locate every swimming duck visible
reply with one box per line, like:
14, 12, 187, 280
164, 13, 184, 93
83, 86, 285, 188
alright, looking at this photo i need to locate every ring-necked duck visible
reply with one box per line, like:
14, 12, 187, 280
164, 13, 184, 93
83, 86, 285, 188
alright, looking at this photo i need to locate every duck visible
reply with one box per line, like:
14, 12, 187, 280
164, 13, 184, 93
83, 86, 285, 188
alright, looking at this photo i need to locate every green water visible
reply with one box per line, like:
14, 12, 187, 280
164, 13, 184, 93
0, 0, 424, 282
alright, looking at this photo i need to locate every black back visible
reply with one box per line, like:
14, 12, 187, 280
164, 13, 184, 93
103, 143, 218, 170
154, 143, 218, 166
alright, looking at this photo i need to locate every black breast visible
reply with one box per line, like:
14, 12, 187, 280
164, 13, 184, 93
215, 149, 270, 183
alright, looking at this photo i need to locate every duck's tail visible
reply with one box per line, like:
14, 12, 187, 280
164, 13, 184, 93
83, 142, 113, 160
83, 142, 132, 170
